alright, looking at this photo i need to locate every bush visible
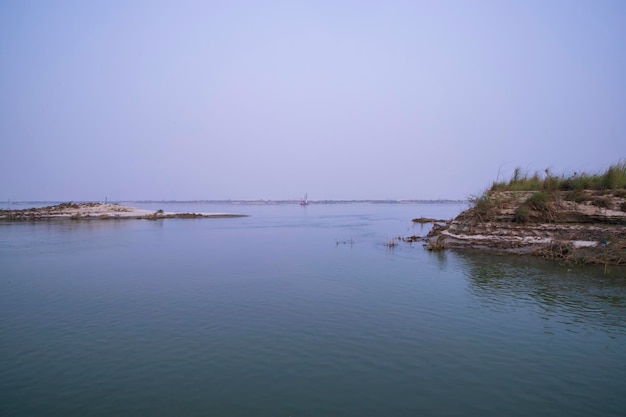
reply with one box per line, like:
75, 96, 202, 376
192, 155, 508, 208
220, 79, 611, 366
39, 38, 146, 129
592, 198, 611, 209
469, 193, 496, 221
564, 190, 586, 202
526, 191, 551, 211
513, 191, 554, 223
514, 205, 530, 223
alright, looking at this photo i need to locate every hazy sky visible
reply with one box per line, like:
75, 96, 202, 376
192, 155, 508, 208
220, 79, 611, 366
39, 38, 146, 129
1, 1, 625, 201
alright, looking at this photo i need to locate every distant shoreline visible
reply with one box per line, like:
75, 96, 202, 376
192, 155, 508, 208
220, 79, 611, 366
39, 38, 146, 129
0, 202, 247, 221
1, 199, 467, 208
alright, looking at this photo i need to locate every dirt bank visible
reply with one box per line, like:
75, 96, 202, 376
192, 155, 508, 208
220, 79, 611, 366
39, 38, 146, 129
423, 190, 626, 265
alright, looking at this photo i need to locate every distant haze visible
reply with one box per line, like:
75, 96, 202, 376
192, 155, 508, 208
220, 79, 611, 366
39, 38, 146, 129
1, 1, 625, 201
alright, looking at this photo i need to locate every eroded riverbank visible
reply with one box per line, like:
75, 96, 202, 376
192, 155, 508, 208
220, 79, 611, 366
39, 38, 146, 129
422, 190, 626, 266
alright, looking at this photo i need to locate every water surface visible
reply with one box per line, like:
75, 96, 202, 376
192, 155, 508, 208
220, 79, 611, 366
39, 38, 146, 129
1, 202, 625, 417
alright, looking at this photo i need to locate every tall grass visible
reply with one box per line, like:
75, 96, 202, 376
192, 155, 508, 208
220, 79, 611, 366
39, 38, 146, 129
490, 161, 626, 192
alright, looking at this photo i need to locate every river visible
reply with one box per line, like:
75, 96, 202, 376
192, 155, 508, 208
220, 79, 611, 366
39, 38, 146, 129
1, 202, 625, 417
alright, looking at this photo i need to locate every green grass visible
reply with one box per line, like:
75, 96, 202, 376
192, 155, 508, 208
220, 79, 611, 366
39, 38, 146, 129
489, 161, 626, 192
468, 193, 496, 221
513, 191, 554, 223
491, 168, 543, 191
514, 205, 530, 223
525, 191, 551, 211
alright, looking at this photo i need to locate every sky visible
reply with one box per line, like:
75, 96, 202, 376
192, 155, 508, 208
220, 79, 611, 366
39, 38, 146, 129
1, 0, 625, 201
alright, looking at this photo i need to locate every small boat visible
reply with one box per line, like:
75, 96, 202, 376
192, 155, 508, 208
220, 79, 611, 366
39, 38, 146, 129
300, 193, 309, 206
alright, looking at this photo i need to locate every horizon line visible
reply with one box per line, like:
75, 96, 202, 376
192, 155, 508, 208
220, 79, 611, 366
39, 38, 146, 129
2, 198, 468, 204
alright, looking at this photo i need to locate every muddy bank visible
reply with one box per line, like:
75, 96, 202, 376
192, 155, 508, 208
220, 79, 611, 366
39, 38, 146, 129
0, 202, 247, 221
422, 190, 626, 266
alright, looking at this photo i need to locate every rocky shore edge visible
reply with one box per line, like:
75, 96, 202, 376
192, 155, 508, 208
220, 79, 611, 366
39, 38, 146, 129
419, 190, 626, 266
0, 202, 247, 221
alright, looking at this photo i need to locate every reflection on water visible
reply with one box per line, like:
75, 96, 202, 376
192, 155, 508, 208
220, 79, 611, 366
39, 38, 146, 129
457, 251, 626, 335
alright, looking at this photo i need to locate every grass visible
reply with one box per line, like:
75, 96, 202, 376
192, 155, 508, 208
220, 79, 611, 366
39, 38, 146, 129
412, 217, 448, 223
592, 197, 611, 209
513, 191, 555, 223
490, 161, 626, 192
491, 168, 544, 191
446, 161, 626, 266
526, 191, 549, 209
471, 162, 626, 224
468, 193, 496, 221
513, 205, 530, 223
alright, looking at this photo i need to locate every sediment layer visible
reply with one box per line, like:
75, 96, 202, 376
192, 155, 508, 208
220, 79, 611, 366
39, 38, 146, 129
424, 190, 626, 265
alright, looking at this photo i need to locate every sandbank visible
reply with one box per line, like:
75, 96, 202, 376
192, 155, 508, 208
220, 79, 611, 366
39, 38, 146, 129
0, 202, 247, 221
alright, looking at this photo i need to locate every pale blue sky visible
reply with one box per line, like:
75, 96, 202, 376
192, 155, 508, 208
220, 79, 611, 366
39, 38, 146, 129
1, 0, 625, 201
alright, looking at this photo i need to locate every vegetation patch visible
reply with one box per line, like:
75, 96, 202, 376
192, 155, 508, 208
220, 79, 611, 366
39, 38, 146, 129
514, 205, 530, 223
412, 217, 448, 223
526, 191, 551, 211
534, 240, 573, 260
467, 193, 498, 222
564, 189, 587, 202
417, 161, 626, 268
515, 191, 557, 223
592, 197, 611, 209
490, 161, 626, 193
491, 168, 543, 191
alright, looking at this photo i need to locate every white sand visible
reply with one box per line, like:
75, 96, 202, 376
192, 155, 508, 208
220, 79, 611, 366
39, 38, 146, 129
441, 230, 598, 248
0, 203, 245, 219
572, 240, 598, 248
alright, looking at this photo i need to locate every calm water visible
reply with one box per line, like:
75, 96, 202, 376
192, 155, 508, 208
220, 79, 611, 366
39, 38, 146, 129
1, 202, 625, 417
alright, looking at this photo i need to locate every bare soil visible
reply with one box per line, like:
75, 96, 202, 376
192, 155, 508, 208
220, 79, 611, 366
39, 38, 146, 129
423, 190, 626, 265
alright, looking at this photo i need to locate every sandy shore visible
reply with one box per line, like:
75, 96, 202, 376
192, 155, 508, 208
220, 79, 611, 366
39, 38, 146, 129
0, 202, 247, 221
